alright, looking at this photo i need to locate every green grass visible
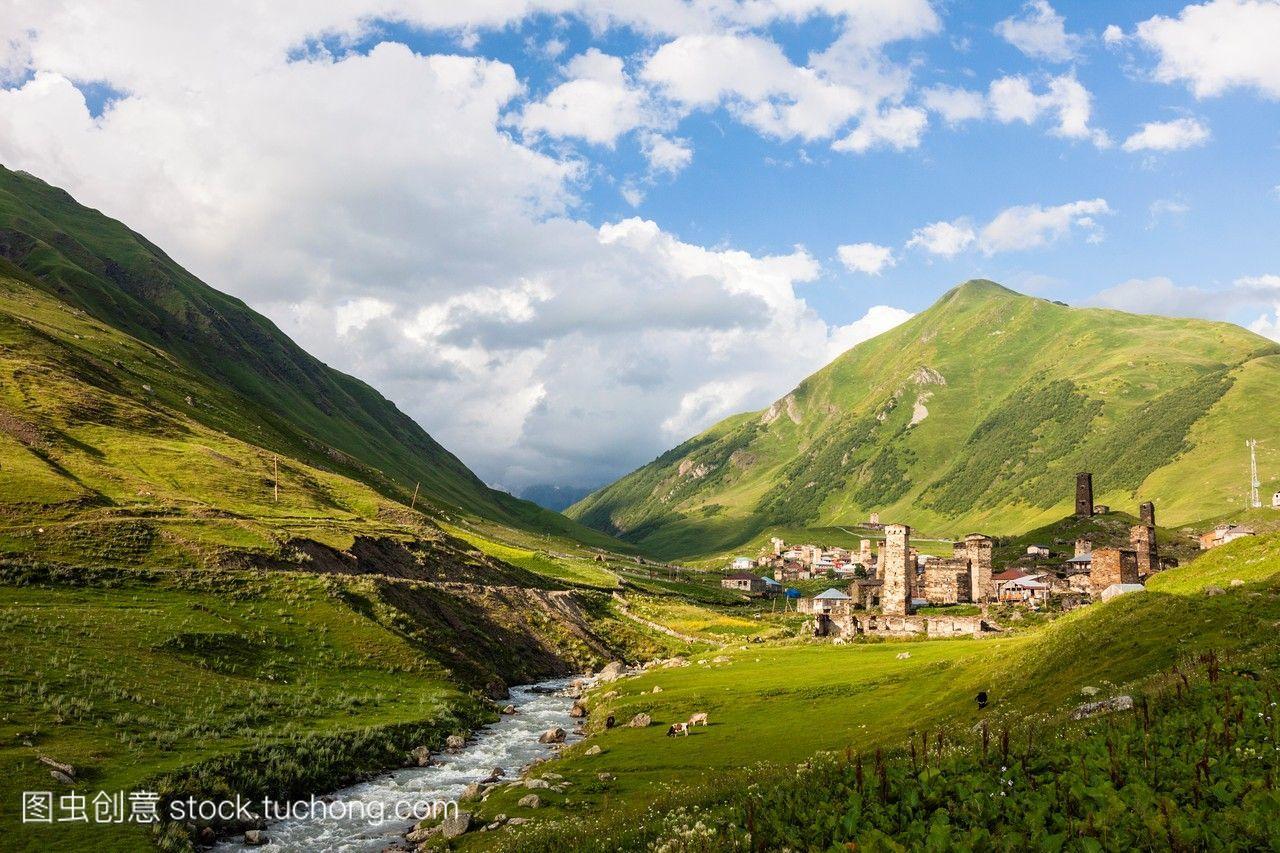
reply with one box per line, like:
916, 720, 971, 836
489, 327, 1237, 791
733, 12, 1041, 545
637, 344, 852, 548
459, 531, 1280, 849
569, 280, 1280, 560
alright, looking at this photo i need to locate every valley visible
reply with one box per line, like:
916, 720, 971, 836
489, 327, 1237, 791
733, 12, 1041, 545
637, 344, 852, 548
1, 167, 1279, 852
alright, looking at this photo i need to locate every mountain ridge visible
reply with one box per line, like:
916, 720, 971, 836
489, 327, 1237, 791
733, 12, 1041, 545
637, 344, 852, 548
567, 279, 1280, 559
0, 164, 610, 544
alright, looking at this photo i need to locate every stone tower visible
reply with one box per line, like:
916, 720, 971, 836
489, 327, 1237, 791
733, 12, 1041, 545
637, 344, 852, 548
954, 533, 993, 602
1132, 502, 1158, 576
1075, 472, 1094, 517
859, 539, 875, 574
881, 524, 912, 615
1090, 547, 1139, 597
1074, 538, 1092, 557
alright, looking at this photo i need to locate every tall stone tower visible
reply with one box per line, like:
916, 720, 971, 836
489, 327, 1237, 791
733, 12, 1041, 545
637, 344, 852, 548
859, 539, 875, 574
1132, 502, 1158, 576
954, 533, 993, 602
1075, 472, 1094, 517
881, 524, 912, 615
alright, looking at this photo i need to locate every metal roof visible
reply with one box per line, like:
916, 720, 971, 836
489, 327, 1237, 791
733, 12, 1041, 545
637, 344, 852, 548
814, 588, 851, 600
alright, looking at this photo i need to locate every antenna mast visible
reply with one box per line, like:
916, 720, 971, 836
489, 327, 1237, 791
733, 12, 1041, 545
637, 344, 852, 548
1247, 439, 1261, 509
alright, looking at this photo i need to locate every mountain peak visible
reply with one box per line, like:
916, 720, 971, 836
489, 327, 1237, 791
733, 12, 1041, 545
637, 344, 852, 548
942, 279, 1024, 303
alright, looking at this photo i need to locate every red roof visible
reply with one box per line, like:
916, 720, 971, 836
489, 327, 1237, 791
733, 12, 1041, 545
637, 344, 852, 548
991, 568, 1030, 582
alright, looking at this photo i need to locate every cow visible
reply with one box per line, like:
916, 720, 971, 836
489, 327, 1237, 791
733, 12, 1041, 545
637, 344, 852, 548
604, 714, 616, 729
687, 712, 709, 727
666, 722, 690, 737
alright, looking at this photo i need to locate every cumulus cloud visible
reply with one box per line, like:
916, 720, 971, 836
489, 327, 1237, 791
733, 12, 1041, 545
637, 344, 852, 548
1121, 117, 1211, 151
0, 3, 930, 489
988, 73, 1111, 147
921, 85, 987, 124
978, 199, 1111, 254
906, 220, 976, 257
837, 242, 896, 275
1134, 0, 1280, 99
1090, 275, 1280, 338
518, 49, 650, 145
832, 106, 928, 153
996, 1, 1082, 62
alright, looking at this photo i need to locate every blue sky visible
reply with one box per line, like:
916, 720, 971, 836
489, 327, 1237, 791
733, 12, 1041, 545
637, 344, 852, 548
1, 1, 1278, 489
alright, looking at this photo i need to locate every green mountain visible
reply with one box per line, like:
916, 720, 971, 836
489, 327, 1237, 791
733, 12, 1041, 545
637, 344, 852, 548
0, 164, 613, 548
568, 279, 1280, 559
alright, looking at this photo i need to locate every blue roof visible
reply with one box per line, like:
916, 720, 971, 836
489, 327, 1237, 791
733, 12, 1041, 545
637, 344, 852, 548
761, 576, 781, 586
814, 588, 851, 600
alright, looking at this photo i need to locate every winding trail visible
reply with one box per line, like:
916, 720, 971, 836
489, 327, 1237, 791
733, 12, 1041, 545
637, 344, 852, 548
611, 593, 722, 645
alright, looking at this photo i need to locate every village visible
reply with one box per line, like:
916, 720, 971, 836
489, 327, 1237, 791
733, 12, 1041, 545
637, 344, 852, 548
720, 472, 1272, 640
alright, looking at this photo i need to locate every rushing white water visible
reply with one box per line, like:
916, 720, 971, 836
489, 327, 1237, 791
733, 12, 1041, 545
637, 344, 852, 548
214, 676, 584, 852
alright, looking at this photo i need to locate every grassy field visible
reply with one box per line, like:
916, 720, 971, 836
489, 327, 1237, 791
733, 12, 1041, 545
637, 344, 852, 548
452, 530, 1280, 849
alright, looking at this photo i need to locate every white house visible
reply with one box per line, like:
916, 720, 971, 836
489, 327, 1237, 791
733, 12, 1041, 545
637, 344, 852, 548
1026, 545, 1050, 558
731, 556, 755, 571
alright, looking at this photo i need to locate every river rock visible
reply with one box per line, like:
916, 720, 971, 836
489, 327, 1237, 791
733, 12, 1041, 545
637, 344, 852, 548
627, 712, 651, 728
501, 704, 517, 714
408, 746, 432, 766
518, 794, 541, 809
538, 727, 566, 744
440, 811, 472, 839
597, 661, 626, 682
445, 734, 467, 751
525, 778, 550, 789
244, 829, 267, 846
406, 824, 439, 844
569, 700, 588, 718
460, 782, 482, 801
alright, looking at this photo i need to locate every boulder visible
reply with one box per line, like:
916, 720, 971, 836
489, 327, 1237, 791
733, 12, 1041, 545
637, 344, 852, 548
1070, 695, 1135, 720
1230, 578, 1245, 587
244, 829, 267, 846
406, 824, 440, 844
501, 704, 517, 715
584, 745, 602, 756
38, 756, 75, 779
489, 766, 505, 778
1205, 585, 1226, 597
651, 685, 663, 693
50, 770, 75, 785
507, 817, 529, 826
597, 661, 626, 682
597, 773, 615, 782
518, 794, 541, 809
569, 701, 588, 718
525, 778, 550, 789
460, 782, 482, 801
408, 746, 432, 766
627, 713, 651, 728
538, 727, 566, 744
445, 734, 467, 751
486, 681, 510, 700
440, 811, 472, 839
895, 652, 911, 660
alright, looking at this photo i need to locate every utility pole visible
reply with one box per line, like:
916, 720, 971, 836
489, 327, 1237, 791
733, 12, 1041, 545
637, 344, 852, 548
273, 456, 279, 503
1247, 439, 1261, 509
410, 481, 420, 510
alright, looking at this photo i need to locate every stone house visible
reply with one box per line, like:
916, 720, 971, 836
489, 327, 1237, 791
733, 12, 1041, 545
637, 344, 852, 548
1089, 548, 1139, 598
721, 571, 765, 594
1199, 524, 1256, 550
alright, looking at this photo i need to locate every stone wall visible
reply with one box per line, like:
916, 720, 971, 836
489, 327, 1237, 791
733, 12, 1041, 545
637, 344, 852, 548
1090, 547, 1139, 597
922, 557, 972, 605
881, 524, 911, 615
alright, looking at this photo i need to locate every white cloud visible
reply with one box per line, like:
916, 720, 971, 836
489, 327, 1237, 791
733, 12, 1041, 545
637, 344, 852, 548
906, 220, 976, 257
1121, 117, 1211, 151
832, 106, 928, 153
837, 242, 896, 275
640, 131, 693, 176
1090, 275, 1280, 335
996, 1, 1082, 62
0, 7, 928, 488
988, 73, 1111, 147
519, 49, 650, 145
824, 305, 915, 360
978, 198, 1112, 254
921, 85, 987, 124
1135, 0, 1280, 99
1102, 24, 1126, 45
1148, 198, 1191, 228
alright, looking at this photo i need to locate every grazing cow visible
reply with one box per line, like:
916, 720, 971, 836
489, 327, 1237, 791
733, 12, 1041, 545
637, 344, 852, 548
666, 722, 689, 737
687, 712, 709, 727
832, 637, 846, 646
604, 715, 616, 729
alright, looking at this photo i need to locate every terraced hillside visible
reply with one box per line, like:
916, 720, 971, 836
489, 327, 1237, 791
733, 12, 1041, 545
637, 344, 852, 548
569, 280, 1280, 559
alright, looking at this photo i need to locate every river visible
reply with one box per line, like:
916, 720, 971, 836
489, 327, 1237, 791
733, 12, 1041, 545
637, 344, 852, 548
214, 676, 584, 851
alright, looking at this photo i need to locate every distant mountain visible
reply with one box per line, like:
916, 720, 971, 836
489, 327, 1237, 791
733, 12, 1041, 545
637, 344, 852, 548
0, 165, 614, 546
568, 280, 1280, 559
519, 484, 596, 512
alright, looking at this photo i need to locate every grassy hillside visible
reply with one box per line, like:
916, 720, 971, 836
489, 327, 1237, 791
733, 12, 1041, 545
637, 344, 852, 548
459, 529, 1280, 851
570, 280, 1280, 559
0, 164, 614, 545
